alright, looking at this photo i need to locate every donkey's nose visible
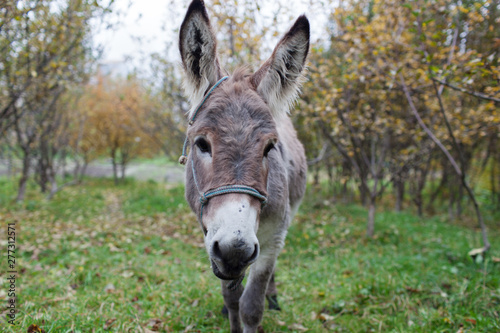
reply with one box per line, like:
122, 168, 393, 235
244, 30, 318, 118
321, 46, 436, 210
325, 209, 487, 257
211, 238, 259, 270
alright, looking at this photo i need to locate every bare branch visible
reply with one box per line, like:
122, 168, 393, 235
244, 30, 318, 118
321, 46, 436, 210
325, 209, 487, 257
307, 142, 329, 166
432, 78, 500, 104
399, 74, 462, 176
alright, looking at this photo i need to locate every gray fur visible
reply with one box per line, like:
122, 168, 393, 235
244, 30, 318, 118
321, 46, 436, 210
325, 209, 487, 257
179, 1, 308, 331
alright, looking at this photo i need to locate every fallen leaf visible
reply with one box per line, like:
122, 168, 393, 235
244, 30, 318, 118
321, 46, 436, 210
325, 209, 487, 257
342, 270, 353, 277
104, 283, 115, 293
191, 299, 199, 307
492, 257, 500, 263
108, 243, 122, 252
468, 248, 486, 259
405, 286, 421, 293
121, 270, 134, 278
318, 313, 335, 321
323, 322, 341, 331
289, 323, 308, 331
146, 318, 162, 331
103, 318, 116, 330
465, 318, 476, 325
27, 324, 46, 333
441, 283, 452, 290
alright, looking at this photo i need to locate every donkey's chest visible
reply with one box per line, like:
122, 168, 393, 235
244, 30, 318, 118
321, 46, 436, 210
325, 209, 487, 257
256, 215, 289, 250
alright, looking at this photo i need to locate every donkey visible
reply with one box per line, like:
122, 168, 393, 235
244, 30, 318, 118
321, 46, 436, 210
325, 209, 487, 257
178, 1, 309, 331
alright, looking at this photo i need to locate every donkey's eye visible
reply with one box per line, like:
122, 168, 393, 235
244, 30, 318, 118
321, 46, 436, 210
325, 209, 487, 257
264, 142, 275, 157
195, 137, 211, 155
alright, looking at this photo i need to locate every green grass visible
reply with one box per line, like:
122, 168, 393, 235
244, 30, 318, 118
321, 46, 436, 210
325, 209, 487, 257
0, 177, 499, 332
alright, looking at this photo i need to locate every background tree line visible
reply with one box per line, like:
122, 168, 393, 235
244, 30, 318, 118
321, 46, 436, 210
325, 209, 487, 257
1, 0, 498, 242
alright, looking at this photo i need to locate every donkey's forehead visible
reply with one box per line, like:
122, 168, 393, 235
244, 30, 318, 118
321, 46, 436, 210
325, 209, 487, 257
191, 78, 277, 135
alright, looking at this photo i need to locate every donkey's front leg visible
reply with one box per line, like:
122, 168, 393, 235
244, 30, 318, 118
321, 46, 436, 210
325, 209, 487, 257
239, 257, 275, 333
222, 280, 244, 333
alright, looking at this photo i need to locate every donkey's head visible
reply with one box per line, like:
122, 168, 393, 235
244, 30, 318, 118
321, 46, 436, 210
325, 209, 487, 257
179, 0, 309, 280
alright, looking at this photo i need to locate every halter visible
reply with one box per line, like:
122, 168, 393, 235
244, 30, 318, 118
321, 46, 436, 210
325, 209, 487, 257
179, 76, 230, 165
178, 75, 269, 221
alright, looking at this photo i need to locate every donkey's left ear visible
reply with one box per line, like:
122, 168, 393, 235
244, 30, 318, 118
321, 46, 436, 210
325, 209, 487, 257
251, 15, 310, 118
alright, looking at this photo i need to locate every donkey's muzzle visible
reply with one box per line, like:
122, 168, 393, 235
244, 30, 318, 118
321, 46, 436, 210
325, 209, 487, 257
210, 240, 259, 280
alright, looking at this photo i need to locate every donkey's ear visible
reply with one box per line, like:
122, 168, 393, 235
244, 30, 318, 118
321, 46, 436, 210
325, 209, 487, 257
179, 0, 223, 111
252, 15, 310, 119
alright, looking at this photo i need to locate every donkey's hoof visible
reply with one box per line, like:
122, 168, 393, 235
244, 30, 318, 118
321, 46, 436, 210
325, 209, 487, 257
266, 295, 281, 311
221, 304, 228, 318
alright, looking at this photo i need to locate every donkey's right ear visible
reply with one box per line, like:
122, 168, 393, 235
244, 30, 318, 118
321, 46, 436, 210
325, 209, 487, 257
179, 0, 223, 110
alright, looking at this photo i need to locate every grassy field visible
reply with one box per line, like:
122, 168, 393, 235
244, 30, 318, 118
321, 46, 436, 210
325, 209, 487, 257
0, 177, 499, 332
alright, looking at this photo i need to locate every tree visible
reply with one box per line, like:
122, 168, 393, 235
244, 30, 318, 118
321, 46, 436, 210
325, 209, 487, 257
0, 0, 114, 201
299, 0, 499, 237
79, 75, 159, 184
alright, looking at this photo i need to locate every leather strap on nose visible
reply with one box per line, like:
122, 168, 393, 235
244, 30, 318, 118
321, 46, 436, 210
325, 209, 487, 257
200, 185, 267, 206
191, 160, 267, 222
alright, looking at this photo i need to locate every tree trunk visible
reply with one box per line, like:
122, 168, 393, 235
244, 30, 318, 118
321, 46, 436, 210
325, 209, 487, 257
78, 162, 88, 183
426, 169, 448, 212
456, 183, 463, 218
359, 182, 368, 206
36, 154, 49, 193
342, 178, 349, 202
416, 193, 423, 217
7, 147, 13, 177
448, 187, 456, 220
313, 164, 319, 186
367, 197, 376, 238
326, 159, 334, 190
120, 151, 128, 181
394, 178, 404, 212
16, 153, 31, 202
491, 155, 496, 207
120, 163, 126, 181
47, 170, 58, 200
111, 157, 118, 185
111, 151, 118, 185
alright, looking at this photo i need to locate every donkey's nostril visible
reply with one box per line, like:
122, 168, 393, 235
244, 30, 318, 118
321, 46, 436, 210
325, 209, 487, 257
245, 243, 259, 264
213, 241, 222, 260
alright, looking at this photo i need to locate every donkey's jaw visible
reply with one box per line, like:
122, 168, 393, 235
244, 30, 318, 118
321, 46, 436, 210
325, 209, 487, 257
203, 195, 260, 279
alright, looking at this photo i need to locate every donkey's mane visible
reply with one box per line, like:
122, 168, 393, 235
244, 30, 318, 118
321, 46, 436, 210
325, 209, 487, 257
200, 66, 270, 120
229, 67, 252, 82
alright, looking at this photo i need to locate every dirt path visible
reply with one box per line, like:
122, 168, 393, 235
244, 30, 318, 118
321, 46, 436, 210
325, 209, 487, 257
0, 159, 185, 184
84, 162, 185, 183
